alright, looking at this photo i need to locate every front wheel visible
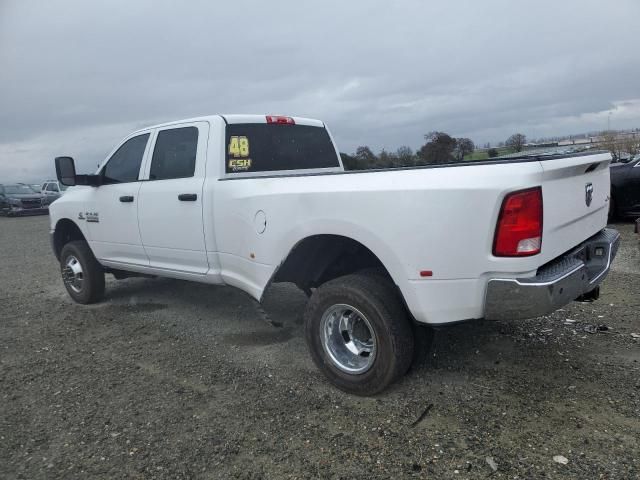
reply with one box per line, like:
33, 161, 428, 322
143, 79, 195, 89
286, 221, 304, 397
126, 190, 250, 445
60, 240, 105, 304
304, 272, 414, 395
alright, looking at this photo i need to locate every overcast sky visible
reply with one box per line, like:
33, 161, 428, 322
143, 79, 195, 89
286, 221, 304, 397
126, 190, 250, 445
1, 0, 639, 182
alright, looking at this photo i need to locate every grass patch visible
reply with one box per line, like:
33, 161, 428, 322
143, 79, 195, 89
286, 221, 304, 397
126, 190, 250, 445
465, 147, 513, 161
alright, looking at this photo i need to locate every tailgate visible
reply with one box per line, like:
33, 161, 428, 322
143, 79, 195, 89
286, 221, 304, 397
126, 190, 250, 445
539, 152, 612, 262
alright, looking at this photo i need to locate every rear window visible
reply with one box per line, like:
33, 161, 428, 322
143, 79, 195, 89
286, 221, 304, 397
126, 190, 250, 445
225, 124, 339, 174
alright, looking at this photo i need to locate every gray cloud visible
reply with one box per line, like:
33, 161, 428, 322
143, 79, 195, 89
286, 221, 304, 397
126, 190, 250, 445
1, 0, 639, 181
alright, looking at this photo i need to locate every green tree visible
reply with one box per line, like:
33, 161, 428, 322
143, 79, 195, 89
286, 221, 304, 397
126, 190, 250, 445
340, 152, 358, 170
416, 132, 457, 165
342, 146, 378, 169
378, 149, 392, 168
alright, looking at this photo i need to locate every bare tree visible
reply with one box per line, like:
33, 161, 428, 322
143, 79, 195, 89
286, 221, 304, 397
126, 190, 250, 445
396, 146, 415, 166
354, 146, 377, 167
378, 149, 400, 168
506, 133, 526, 152
620, 134, 639, 159
454, 138, 475, 161
600, 131, 621, 161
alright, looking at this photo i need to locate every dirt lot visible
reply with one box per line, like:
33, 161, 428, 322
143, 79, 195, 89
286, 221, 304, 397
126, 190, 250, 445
1, 216, 638, 479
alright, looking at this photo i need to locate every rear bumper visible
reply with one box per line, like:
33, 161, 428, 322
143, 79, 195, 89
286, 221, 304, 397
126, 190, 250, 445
484, 228, 620, 320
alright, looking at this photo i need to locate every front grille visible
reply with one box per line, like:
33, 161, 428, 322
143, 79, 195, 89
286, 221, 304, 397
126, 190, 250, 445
21, 198, 42, 209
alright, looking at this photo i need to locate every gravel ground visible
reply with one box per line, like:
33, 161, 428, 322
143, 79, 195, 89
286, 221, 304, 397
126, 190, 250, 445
1, 216, 639, 479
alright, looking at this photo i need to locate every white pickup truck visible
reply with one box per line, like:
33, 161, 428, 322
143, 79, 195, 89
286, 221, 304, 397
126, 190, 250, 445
51, 114, 620, 394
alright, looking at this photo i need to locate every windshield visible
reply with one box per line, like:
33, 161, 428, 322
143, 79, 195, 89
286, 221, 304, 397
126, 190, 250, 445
4, 185, 37, 195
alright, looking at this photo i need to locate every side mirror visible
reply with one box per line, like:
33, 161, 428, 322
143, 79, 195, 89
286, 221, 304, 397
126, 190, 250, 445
55, 156, 77, 186
55, 156, 101, 187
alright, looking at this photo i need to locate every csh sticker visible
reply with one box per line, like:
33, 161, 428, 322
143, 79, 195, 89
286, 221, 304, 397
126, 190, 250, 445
228, 136, 252, 171
228, 158, 252, 171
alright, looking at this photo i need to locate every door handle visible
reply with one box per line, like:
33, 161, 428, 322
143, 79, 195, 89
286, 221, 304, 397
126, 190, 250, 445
119, 195, 134, 203
178, 193, 197, 201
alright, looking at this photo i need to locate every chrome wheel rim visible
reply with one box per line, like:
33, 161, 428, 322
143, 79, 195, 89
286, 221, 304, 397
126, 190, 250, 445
320, 304, 376, 374
62, 255, 84, 293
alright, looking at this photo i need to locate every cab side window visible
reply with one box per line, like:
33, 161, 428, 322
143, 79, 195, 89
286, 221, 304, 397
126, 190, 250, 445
149, 127, 198, 181
47, 183, 58, 192
102, 133, 150, 184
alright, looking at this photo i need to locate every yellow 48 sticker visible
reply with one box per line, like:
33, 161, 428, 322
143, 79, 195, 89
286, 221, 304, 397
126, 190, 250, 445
228, 136, 250, 158
228, 136, 252, 171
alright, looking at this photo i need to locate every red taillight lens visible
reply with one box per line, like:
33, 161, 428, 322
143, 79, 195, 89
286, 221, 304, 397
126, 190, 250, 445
493, 187, 543, 257
266, 115, 295, 125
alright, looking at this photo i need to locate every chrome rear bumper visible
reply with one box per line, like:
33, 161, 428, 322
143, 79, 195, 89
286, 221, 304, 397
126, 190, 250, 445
484, 228, 620, 320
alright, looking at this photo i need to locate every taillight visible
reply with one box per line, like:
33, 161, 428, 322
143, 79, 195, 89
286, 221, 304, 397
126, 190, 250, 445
266, 115, 295, 125
493, 187, 543, 257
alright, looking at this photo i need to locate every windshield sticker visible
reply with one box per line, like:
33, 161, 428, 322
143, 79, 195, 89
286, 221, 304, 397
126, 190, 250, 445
229, 136, 250, 158
228, 136, 252, 171
228, 158, 252, 171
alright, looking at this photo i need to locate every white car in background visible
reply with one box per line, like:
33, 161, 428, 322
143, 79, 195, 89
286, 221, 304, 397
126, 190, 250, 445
41, 180, 68, 205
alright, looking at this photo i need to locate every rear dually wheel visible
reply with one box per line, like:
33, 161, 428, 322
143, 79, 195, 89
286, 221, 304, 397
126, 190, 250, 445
304, 271, 414, 395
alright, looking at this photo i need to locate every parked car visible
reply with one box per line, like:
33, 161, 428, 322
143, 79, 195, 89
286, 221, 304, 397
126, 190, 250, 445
49, 114, 619, 394
610, 156, 640, 218
0, 183, 48, 216
41, 179, 68, 205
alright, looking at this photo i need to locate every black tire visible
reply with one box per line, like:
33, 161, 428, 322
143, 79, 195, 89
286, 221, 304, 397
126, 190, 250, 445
304, 272, 414, 395
60, 240, 105, 304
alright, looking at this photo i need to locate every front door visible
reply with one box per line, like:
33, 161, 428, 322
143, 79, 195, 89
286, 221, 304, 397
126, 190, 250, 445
137, 122, 209, 274
85, 132, 151, 265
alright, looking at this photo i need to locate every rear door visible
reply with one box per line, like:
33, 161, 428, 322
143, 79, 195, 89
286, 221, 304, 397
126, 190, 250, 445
137, 122, 209, 274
